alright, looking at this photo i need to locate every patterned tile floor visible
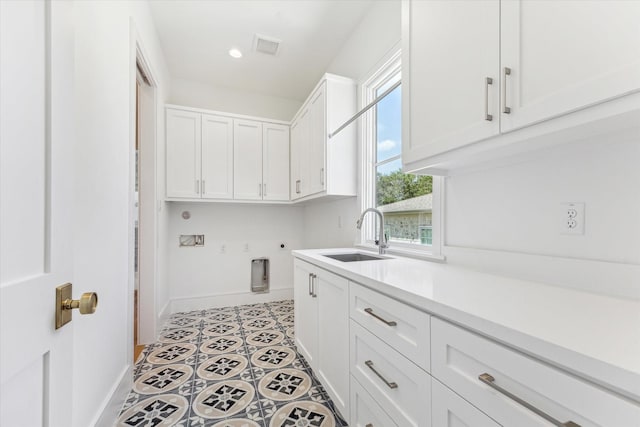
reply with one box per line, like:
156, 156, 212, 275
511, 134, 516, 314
117, 300, 348, 427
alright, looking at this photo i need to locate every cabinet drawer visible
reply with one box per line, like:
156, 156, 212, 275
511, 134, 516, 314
351, 321, 431, 427
432, 378, 499, 427
351, 376, 398, 427
350, 282, 431, 371
432, 318, 640, 427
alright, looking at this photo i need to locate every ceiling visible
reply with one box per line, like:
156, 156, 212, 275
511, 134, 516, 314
149, 0, 374, 102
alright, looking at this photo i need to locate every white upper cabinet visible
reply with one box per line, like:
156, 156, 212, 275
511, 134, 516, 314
291, 108, 310, 200
201, 114, 233, 199
402, 0, 640, 173
166, 105, 290, 203
166, 109, 201, 198
290, 74, 357, 202
402, 0, 500, 163
233, 119, 263, 201
262, 123, 290, 201
307, 83, 327, 196
500, 0, 640, 132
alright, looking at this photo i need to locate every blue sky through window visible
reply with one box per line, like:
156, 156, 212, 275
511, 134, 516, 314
376, 85, 402, 174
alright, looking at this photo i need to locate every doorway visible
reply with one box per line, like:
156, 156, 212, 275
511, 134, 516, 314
134, 57, 157, 361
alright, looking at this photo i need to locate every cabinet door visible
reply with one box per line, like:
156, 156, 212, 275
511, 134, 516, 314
290, 109, 309, 200
317, 271, 350, 418
166, 109, 201, 198
233, 119, 262, 200
307, 83, 326, 195
262, 123, 289, 201
402, 0, 500, 164
432, 379, 499, 427
293, 260, 318, 369
201, 114, 233, 199
501, 0, 640, 132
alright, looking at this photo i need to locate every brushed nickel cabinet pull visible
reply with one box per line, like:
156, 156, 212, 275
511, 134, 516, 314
263, 183, 266, 197
258, 183, 262, 197
365, 360, 397, 389
364, 308, 397, 326
308, 273, 312, 296
485, 77, 493, 121
196, 180, 200, 194
320, 168, 325, 186
479, 373, 580, 427
502, 67, 511, 114
311, 274, 317, 298
202, 180, 206, 195
296, 180, 301, 194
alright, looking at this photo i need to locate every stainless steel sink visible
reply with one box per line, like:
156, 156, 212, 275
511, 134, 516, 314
322, 253, 387, 262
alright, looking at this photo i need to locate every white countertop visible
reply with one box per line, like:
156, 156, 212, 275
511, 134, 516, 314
292, 248, 640, 400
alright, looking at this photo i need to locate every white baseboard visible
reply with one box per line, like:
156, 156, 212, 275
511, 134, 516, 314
92, 364, 133, 427
156, 299, 171, 338
443, 245, 640, 300
169, 288, 294, 314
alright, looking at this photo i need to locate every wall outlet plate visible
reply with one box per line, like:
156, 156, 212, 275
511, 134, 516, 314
561, 202, 585, 235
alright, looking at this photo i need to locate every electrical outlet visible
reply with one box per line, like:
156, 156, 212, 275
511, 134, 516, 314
243, 243, 250, 252
561, 203, 585, 235
220, 244, 226, 253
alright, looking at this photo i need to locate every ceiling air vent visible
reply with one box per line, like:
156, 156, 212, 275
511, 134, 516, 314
253, 34, 281, 56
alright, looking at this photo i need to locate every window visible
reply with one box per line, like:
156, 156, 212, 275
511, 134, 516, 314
360, 50, 439, 254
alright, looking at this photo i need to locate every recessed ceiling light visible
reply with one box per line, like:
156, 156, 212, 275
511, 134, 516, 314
228, 48, 243, 59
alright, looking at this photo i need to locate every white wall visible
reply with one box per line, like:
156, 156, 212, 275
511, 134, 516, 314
302, 199, 361, 248
73, 1, 170, 426
326, 0, 401, 82
169, 77, 302, 121
167, 203, 304, 307
442, 133, 640, 297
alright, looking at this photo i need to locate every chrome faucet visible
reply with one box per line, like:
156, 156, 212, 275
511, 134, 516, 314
356, 208, 388, 254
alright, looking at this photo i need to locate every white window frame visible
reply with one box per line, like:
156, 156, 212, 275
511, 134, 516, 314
358, 49, 444, 260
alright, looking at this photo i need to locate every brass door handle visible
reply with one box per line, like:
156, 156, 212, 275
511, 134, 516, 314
56, 283, 98, 329
63, 292, 98, 314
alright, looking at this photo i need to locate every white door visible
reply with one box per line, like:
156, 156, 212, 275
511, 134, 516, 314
262, 123, 290, 201
402, 0, 500, 163
308, 83, 326, 196
1, 1, 75, 426
293, 260, 318, 369
290, 109, 309, 200
201, 114, 233, 199
317, 271, 350, 418
500, 0, 640, 132
233, 119, 263, 200
166, 109, 201, 198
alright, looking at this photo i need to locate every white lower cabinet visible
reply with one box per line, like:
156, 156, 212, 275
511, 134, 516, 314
292, 259, 349, 418
350, 321, 431, 427
316, 272, 349, 417
431, 317, 640, 427
293, 260, 318, 368
293, 256, 639, 427
350, 376, 398, 427
432, 378, 499, 427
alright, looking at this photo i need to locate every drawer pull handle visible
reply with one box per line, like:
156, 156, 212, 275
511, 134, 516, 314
484, 77, 493, 121
364, 308, 397, 326
502, 67, 511, 114
478, 373, 581, 427
365, 360, 398, 389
